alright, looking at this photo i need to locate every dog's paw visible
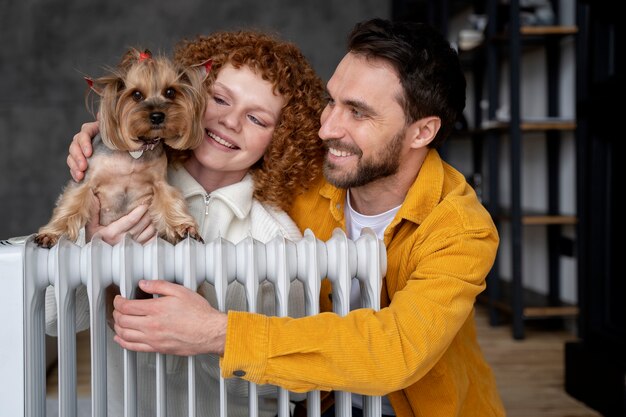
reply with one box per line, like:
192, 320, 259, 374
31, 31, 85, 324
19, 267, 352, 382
167, 225, 203, 244
185, 226, 204, 244
34, 233, 59, 248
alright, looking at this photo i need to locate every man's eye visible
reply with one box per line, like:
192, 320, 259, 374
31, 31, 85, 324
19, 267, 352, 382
352, 108, 364, 118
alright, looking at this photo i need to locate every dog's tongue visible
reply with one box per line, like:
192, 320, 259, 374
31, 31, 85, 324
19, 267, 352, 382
129, 150, 144, 159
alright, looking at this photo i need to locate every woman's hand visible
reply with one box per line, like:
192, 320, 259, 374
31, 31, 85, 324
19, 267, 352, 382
112, 280, 228, 356
68, 121, 99, 182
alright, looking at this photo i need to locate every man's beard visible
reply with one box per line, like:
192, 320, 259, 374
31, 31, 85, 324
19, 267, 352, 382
323, 128, 405, 189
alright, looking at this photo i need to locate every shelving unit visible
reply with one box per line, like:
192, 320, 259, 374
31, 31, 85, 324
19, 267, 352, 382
464, 0, 579, 339
394, 0, 580, 340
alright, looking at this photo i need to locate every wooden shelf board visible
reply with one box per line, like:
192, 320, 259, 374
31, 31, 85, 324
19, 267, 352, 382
492, 26, 579, 41
478, 278, 579, 320
481, 119, 576, 132
521, 215, 578, 225
520, 25, 579, 36
524, 305, 579, 318
460, 26, 579, 58
494, 210, 578, 225
520, 120, 577, 131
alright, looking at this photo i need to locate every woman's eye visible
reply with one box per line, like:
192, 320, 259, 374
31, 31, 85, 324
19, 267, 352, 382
164, 88, 176, 99
248, 115, 266, 127
132, 91, 144, 102
214, 96, 228, 105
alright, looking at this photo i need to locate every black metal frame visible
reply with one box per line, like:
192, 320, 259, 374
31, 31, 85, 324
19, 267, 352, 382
565, 1, 625, 415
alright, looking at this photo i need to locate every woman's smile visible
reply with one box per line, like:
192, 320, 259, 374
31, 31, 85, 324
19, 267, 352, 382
205, 129, 239, 150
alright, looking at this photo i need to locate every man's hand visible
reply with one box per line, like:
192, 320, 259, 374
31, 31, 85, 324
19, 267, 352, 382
68, 121, 99, 182
112, 280, 228, 356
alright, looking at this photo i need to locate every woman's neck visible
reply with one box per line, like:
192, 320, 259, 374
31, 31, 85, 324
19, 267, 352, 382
183, 157, 248, 194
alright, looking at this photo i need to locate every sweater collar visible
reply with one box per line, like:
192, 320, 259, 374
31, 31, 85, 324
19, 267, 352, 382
167, 165, 254, 219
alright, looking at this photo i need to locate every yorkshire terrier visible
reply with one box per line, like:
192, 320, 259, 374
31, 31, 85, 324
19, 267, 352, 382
35, 48, 209, 247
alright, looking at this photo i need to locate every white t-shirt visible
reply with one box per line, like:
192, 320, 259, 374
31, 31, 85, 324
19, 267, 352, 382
345, 190, 400, 415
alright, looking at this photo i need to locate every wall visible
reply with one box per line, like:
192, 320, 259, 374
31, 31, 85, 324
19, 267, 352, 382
0, 0, 389, 240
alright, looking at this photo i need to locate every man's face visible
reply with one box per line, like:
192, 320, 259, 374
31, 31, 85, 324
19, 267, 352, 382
319, 52, 410, 189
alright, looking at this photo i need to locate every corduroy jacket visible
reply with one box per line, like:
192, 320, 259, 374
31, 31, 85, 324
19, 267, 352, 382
222, 150, 505, 416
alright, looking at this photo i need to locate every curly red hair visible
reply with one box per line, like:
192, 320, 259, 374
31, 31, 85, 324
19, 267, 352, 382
172, 30, 326, 212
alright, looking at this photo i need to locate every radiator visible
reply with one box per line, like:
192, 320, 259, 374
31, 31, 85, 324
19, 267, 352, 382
0, 228, 386, 417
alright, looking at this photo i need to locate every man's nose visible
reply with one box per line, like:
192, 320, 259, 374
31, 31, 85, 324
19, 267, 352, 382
318, 106, 344, 140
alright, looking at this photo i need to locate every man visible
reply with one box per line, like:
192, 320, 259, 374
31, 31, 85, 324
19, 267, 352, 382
76, 18, 505, 416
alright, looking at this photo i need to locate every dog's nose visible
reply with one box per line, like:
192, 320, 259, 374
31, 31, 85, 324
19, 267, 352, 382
150, 112, 165, 125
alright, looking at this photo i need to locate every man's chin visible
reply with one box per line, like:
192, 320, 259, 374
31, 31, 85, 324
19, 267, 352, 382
323, 165, 356, 189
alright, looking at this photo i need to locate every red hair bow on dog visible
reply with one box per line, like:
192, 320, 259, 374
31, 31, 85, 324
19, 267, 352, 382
139, 50, 152, 62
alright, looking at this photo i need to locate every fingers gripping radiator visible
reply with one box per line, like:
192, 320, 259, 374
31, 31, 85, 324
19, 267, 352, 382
0, 228, 386, 417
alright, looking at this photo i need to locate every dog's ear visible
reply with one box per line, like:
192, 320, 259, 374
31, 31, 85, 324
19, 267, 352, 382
189, 59, 213, 82
83, 72, 123, 124
84, 74, 123, 97
178, 58, 213, 92
84, 77, 103, 96
183, 59, 213, 85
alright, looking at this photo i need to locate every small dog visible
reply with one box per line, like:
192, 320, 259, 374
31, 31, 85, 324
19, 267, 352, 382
35, 48, 209, 247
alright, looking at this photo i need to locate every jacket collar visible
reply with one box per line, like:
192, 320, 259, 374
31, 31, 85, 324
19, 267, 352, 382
167, 165, 254, 220
394, 149, 444, 227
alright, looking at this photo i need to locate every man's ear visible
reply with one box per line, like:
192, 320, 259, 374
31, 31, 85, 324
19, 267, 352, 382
406, 116, 441, 149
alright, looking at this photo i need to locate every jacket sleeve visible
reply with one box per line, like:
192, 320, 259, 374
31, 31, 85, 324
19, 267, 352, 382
220, 221, 498, 395
223, 201, 306, 401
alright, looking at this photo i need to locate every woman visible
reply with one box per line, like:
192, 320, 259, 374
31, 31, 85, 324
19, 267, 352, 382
61, 30, 325, 417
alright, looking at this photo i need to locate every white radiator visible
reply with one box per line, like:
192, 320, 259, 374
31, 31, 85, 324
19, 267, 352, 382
0, 228, 386, 417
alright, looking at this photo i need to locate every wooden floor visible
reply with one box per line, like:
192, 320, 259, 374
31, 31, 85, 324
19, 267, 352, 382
473, 306, 600, 417
47, 305, 601, 416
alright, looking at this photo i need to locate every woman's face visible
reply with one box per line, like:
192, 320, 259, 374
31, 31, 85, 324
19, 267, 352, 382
192, 64, 284, 176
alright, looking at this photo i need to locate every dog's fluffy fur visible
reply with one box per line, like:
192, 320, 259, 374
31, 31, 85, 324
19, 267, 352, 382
35, 48, 207, 247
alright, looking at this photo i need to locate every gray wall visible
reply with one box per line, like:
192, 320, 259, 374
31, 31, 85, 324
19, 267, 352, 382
0, 0, 390, 239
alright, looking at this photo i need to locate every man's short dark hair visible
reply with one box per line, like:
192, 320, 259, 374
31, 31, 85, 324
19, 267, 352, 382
348, 18, 466, 148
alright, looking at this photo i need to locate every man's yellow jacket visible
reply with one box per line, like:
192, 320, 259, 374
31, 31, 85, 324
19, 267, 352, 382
222, 150, 506, 416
